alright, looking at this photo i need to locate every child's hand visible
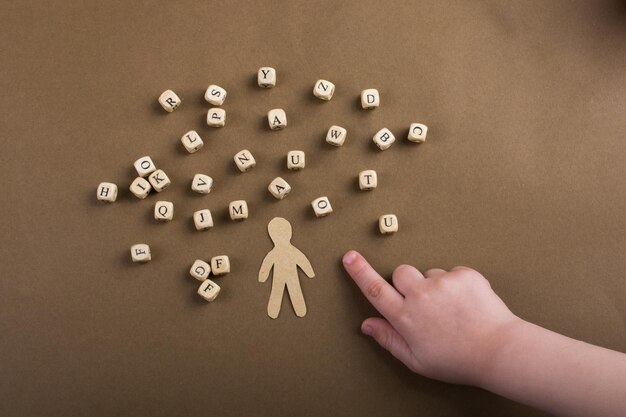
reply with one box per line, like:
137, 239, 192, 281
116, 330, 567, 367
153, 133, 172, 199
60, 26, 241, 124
342, 250, 522, 386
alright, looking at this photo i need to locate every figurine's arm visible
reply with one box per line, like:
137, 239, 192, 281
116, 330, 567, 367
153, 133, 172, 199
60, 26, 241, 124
296, 250, 315, 278
258, 253, 274, 283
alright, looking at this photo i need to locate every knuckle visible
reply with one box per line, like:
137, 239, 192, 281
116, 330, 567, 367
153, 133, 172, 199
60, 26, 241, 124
366, 280, 384, 299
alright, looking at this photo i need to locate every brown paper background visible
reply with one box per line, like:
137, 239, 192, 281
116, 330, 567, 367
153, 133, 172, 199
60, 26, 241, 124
1, 1, 625, 416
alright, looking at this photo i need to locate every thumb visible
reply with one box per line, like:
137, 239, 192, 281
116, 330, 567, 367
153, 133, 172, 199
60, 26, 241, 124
362, 317, 417, 372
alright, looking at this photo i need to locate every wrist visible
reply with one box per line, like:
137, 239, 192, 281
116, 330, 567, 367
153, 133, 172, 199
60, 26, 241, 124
475, 316, 531, 390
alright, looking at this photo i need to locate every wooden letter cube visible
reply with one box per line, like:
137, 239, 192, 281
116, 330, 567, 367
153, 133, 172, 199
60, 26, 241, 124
211, 255, 230, 275
190, 259, 211, 281
359, 170, 378, 190
131, 244, 151, 263
361, 89, 380, 109
312, 196, 333, 217
197, 279, 221, 302
258, 67, 276, 88
204, 84, 227, 106
379, 214, 398, 234
96, 182, 117, 202
268, 177, 291, 200
233, 150, 256, 172
373, 128, 396, 150
287, 150, 305, 170
154, 201, 174, 222
207, 108, 226, 127
193, 209, 213, 231
313, 79, 335, 100
129, 177, 152, 199
268, 109, 287, 130
181, 130, 204, 153
191, 174, 213, 194
148, 169, 171, 192
134, 156, 156, 177
326, 125, 347, 147
229, 200, 248, 220
408, 123, 428, 143
158, 89, 181, 112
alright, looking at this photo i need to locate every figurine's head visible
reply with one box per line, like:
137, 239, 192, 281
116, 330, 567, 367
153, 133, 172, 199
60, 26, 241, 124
268, 217, 292, 244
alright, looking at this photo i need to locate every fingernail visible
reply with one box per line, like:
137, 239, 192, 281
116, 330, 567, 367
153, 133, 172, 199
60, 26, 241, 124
343, 251, 357, 266
361, 324, 372, 336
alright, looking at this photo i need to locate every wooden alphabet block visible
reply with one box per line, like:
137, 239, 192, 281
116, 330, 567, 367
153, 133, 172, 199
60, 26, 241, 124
181, 130, 204, 153
313, 79, 335, 100
268, 109, 287, 130
233, 149, 256, 172
361, 88, 380, 109
134, 156, 156, 177
268, 177, 291, 200
287, 150, 305, 170
154, 201, 174, 222
129, 177, 152, 199
197, 279, 220, 301
148, 169, 171, 192
211, 255, 230, 275
96, 182, 117, 202
204, 84, 227, 106
158, 90, 181, 112
408, 123, 428, 143
359, 170, 377, 190
373, 128, 396, 150
379, 214, 398, 234
258, 67, 276, 88
191, 174, 213, 194
193, 209, 213, 231
312, 196, 333, 217
207, 108, 226, 127
190, 259, 211, 281
326, 125, 347, 147
229, 200, 248, 220
131, 244, 151, 263
193, 209, 213, 230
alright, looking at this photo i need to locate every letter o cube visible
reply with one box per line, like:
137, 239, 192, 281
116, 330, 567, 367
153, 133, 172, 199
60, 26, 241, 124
134, 156, 156, 177
312, 196, 333, 217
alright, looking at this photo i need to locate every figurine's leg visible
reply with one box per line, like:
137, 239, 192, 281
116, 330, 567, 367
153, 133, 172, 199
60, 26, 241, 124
267, 279, 286, 319
286, 278, 307, 317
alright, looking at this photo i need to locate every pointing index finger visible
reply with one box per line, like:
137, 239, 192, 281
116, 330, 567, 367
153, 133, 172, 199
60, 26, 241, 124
343, 250, 403, 318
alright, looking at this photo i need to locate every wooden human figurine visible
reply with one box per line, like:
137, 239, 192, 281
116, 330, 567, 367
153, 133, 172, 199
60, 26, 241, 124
259, 217, 315, 319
